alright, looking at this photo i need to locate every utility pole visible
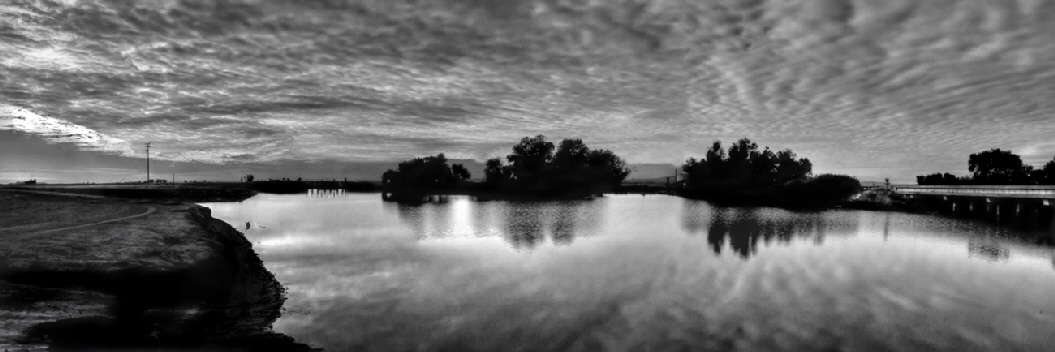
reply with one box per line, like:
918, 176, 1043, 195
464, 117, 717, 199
145, 142, 151, 183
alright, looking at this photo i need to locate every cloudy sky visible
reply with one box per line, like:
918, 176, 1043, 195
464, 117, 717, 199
3, 0, 1055, 184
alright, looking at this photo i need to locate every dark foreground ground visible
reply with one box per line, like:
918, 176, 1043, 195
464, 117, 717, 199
0, 189, 316, 351
3, 184, 258, 202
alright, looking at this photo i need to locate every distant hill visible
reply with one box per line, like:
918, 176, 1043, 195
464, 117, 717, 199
627, 164, 678, 180
623, 176, 678, 185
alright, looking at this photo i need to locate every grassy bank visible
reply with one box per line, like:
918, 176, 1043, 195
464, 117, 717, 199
0, 191, 316, 351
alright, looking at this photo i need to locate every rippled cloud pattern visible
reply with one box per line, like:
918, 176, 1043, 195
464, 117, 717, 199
3, 0, 1055, 180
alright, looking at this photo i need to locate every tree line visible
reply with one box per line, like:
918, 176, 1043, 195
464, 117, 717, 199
917, 149, 1055, 185
382, 135, 862, 207
681, 138, 813, 189
679, 138, 861, 208
482, 135, 630, 195
381, 135, 631, 197
381, 154, 471, 189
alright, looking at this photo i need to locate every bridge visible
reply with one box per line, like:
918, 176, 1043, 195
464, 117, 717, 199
894, 185, 1055, 200
890, 185, 1055, 237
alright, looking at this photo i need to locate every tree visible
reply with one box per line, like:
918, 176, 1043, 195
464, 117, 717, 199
585, 148, 631, 185
482, 136, 631, 194
484, 157, 510, 185
382, 153, 458, 189
916, 172, 962, 185
382, 169, 399, 185
727, 138, 758, 164
682, 141, 725, 187
968, 149, 1026, 184
726, 138, 758, 182
749, 147, 777, 185
553, 138, 590, 168
705, 141, 725, 164
506, 135, 555, 184
244, 174, 255, 182
1041, 157, 1055, 185
452, 164, 471, 181
682, 139, 811, 189
387, 135, 631, 196
774, 149, 810, 183
785, 174, 862, 206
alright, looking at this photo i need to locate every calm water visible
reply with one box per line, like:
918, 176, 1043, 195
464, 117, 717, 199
201, 193, 1055, 352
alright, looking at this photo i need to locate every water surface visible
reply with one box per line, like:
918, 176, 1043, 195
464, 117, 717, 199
201, 193, 1055, 351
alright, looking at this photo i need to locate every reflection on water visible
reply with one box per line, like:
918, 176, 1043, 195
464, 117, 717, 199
968, 238, 1011, 262
306, 189, 348, 198
201, 194, 1055, 352
682, 204, 861, 258
388, 198, 603, 249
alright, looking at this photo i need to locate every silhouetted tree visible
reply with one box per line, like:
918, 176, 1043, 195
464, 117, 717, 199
727, 138, 758, 181
553, 139, 590, 168
749, 147, 777, 185
386, 135, 631, 197
918, 148, 1047, 185
968, 149, 1030, 184
1040, 157, 1055, 185
484, 157, 510, 185
506, 135, 555, 185
382, 153, 458, 190
774, 149, 811, 183
682, 139, 811, 189
479, 135, 630, 195
916, 172, 964, 185
382, 169, 399, 185
585, 148, 631, 186
452, 164, 471, 181
784, 174, 862, 206
244, 174, 255, 182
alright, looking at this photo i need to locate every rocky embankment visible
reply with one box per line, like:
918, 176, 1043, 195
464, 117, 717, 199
0, 191, 315, 351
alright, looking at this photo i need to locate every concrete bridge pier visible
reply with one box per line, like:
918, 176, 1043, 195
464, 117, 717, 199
991, 198, 1017, 225
949, 197, 971, 217
956, 198, 972, 218
984, 198, 997, 223
1010, 200, 1025, 228
1046, 200, 1055, 243
969, 198, 985, 218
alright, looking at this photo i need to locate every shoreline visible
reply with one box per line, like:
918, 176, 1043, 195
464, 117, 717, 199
0, 190, 316, 351
376, 187, 1055, 242
3, 184, 258, 202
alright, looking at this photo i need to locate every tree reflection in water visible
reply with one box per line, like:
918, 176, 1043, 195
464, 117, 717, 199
387, 196, 604, 249
681, 199, 859, 258
503, 205, 547, 249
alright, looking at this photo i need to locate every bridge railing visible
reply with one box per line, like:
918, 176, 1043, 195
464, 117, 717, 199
896, 185, 1055, 190
894, 185, 1055, 198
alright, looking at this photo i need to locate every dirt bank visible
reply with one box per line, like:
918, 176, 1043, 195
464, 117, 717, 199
0, 191, 315, 351
4, 184, 257, 202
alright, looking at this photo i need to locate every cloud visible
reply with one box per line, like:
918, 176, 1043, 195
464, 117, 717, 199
3, 0, 1055, 182
0, 104, 134, 157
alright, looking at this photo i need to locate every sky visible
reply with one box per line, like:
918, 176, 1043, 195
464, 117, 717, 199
3, 0, 1055, 184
